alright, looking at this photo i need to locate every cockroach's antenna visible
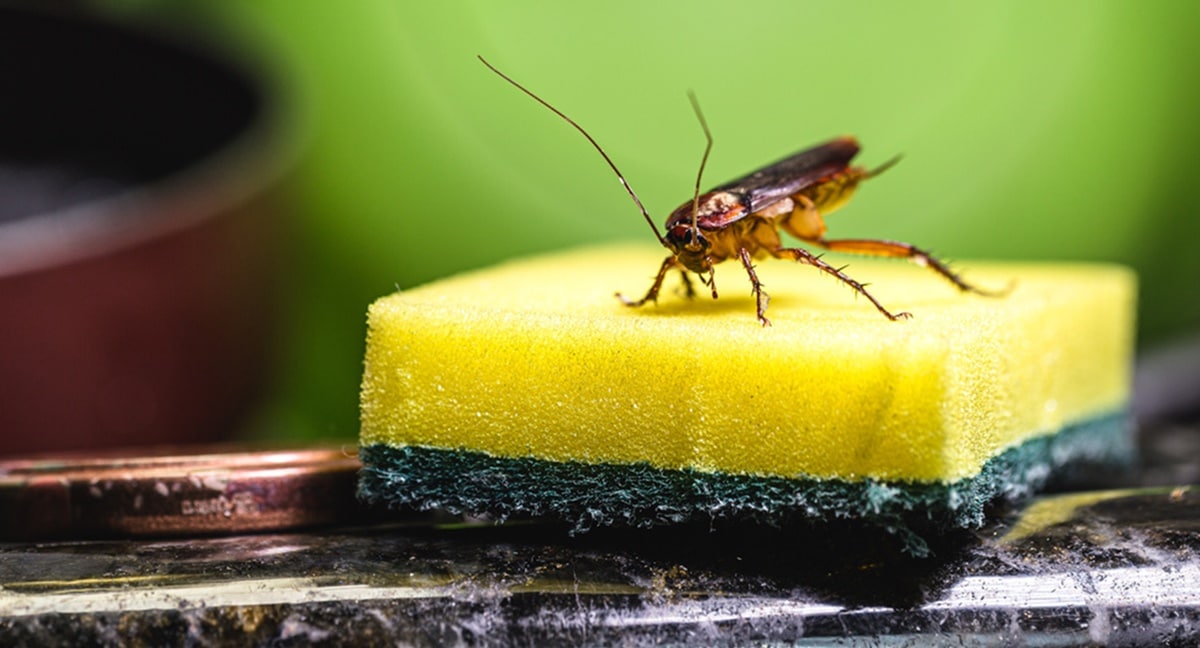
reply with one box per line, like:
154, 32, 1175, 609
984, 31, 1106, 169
478, 56, 668, 247
868, 154, 903, 178
686, 90, 713, 250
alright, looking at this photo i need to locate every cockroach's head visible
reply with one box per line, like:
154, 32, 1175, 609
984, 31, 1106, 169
663, 190, 743, 274
665, 222, 712, 274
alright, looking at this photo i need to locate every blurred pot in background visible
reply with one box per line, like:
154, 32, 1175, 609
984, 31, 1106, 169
0, 7, 296, 455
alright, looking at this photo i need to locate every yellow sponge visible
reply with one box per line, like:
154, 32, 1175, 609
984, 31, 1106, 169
358, 244, 1135, 552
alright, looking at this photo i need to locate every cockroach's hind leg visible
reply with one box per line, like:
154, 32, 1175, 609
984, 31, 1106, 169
914, 247, 1010, 297
816, 238, 1006, 298
958, 274, 1016, 299
616, 255, 677, 308
777, 246, 910, 321
738, 248, 772, 326
991, 278, 1018, 297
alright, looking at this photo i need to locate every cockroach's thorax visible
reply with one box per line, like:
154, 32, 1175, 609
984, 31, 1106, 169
667, 191, 746, 231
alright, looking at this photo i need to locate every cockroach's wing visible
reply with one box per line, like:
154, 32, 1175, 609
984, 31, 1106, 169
713, 137, 860, 214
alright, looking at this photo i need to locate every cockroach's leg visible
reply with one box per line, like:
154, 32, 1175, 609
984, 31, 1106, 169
705, 268, 718, 300
777, 246, 912, 321
696, 266, 718, 299
617, 255, 678, 307
816, 238, 1007, 296
738, 248, 771, 326
678, 269, 697, 299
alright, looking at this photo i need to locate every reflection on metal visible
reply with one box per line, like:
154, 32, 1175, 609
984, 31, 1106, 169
0, 445, 363, 540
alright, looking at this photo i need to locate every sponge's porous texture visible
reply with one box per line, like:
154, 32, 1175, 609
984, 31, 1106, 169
359, 245, 1135, 552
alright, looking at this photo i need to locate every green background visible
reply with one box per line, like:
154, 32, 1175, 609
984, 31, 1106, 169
115, 1, 1200, 439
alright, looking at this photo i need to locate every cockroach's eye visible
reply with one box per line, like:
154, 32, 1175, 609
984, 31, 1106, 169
687, 230, 709, 249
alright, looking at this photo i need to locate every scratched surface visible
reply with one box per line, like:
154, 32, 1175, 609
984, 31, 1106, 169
1, 426, 1198, 647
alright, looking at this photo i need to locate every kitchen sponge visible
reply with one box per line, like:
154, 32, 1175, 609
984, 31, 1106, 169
358, 245, 1135, 553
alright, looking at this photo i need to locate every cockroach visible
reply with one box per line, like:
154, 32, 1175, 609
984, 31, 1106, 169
480, 56, 1000, 326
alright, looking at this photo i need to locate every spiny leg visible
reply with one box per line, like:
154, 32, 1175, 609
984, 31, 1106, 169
816, 238, 1006, 296
738, 248, 771, 326
616, 255, 678, 307
776, 246, 912, 321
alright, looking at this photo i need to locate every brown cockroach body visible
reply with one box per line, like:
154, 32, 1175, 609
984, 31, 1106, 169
481, 56, 997, 325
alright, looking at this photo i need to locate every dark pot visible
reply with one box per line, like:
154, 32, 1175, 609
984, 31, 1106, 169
0, 7, 295, 455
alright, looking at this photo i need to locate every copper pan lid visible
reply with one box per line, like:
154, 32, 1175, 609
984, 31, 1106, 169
0, 445, 362, 540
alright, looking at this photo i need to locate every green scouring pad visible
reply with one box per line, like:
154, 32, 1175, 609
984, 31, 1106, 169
357, 245, 1135, 554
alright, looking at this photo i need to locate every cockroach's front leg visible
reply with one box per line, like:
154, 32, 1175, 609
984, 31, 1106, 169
738, 248, 771, 326
776, 246, 912, 321
815, 238, 1006, 296
617, 255, 678, 308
